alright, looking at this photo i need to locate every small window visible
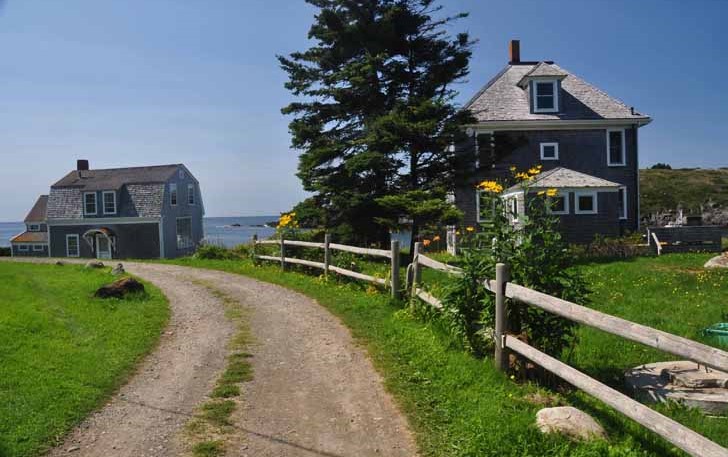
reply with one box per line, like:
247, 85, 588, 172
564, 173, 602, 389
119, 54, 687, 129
476, 190, 497, 223
187, 184, 196, 205
534, 80, 558, 113
66, 234, 80, 257
28, 224, 40, 232
618, 186, 628, 220
170, 183, 178, 206
176, 217, 193, 249
548, 192, 570, 215
84, 192, 97, 215
102, 191, 117, 215
575, 191, 598, 215
607, 129, 626, 166
18, 244, 29, 252
33, 244, 44, 252
505, 196, 519, 223
179, 169, 186, 180
540, 142, 559, 160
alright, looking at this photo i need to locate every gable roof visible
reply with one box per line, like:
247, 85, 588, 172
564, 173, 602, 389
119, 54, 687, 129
52, 164, 181, 191
464, 62, 651, 124
504, 167, 621, 194
24, 195, 48, 223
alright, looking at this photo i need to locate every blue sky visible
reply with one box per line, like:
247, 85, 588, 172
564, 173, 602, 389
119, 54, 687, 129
0, 0, 726, 221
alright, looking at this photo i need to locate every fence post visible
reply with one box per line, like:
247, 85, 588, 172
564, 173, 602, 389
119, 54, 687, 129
390, 240, 400, 300
252, 234, 258, 262
494, 263, 510, 372
324, 233, 331, 278
280, 235, 286, 271
411, 242, 423, 297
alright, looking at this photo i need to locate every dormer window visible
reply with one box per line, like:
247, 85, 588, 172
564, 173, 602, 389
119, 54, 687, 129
102, 191, 117, 215
533, 80, 559, 113
84, 192, 97, 216
29, 224, 40, 232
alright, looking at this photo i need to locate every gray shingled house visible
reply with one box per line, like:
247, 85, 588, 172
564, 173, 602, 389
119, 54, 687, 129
455, 40, 652, 244
14, 160, 204, 259
10, 195, 50, 257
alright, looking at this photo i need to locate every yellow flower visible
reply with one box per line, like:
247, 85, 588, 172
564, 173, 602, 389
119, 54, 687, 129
515, 172, 531, 181
528, 166, 541, 176
476, 180, 503, 193
432, 235, 441, 242
509, 166, 517, 172
466, 226, 475, 232
537, 190, 546, 196
423, 239, 431, 247
456, 231, 461, 235
546, 188, 558, 198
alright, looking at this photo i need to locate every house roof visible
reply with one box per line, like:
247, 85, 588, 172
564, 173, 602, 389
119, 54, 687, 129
52, 164, 181, 191
464, 62, 651, 123
24, 195, 48, 223
10, 231, 48, 243
504, 167, 622, 194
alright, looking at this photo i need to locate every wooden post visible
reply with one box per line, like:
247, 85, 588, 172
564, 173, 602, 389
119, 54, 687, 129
252, 234, 258, 262
494, 263, 510, 372
324, 233, 331, 278
280, 235, 286, 270
390, 240, 400, 300
411, 242, 423, 297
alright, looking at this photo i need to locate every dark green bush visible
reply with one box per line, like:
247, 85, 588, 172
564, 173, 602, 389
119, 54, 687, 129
194, 244, 236, 260
0, 247, 11, 257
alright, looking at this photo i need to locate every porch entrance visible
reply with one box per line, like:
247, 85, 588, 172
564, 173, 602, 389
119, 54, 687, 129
96, 234, 112, 259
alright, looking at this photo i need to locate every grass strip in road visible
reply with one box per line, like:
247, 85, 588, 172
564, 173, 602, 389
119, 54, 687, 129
185, 282, 253, 457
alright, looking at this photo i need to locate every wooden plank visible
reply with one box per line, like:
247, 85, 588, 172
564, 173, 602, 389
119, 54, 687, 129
418, 254, 464, 275
414, 288, 443, 309
494, 263, 509, 372
651, 231, 662, 256
256, 255, 280, 262
284, 240, 325, 249
324, 233, 331, 278
484, 279, 728, 373
506, 337, 728, 457
411, 242, 422, 297
256, 239, 280, 245
329, 265, 387, 285
391, 240, 400, 300
329, 243, 391, 258
282, 257, 325, 269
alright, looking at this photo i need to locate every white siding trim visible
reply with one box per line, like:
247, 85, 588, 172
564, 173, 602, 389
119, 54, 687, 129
66, 234, 80, 257
83, 192, 97, 215
533, 79, 559, 113
102, 191, 117, 215
539, 142, 559, 161
574, 191, 598, 215
48, 217, 160, 226
606, 128, 626, 167
618, 186, 628, 220
548, 191, 570, 215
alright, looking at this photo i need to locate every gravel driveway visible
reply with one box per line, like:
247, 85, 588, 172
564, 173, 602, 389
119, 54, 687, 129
16, 261, 418, 457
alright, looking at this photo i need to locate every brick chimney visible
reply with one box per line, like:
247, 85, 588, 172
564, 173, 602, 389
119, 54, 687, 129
509, 40, 520, 64
77, 159, 89, 171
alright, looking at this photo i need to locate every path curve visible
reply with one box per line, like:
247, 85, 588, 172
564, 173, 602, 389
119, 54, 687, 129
14, 260, 418, 457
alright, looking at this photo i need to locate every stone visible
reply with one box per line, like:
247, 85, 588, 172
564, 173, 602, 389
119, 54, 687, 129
94, 277, 145, 299
111, 263, 126, 276
55, 261, 65, 266
536, 406, 607, 441
704, 254, 728, 269
67, 446, 80, 453
85, 261, 105, 269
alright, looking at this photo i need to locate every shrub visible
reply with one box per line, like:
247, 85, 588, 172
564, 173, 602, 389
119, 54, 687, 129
572, 233, 649, 260
0, 247, 10, 257
194, 244, 236, 260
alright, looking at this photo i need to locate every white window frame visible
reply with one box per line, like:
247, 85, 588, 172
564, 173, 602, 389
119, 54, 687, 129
187, 183, 196, 205
476, 190, 497, 223
533, 79, 559, 113
547, 191, 570, 215
18, 244, 29, 252
575, 191, 598, 215
176, 216, 193, 249
540, 142, 559, 161
28, 223, 40, 232
66, 234, 80, 257
504, 196, 519, 223
170, 183, 178, 206
618, 186, 628, 220
606, 129, 626, 166
33, 244, 45, 252
102, 191, 117, 215
83, 192, 97, 216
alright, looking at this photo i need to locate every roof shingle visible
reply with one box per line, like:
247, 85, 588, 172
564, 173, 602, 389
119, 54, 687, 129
505, 167, 621, 194
24, 195, 48, 223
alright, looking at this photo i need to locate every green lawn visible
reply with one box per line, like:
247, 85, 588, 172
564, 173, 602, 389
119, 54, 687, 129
163, 253, 728, 456
0, 262, 169, 457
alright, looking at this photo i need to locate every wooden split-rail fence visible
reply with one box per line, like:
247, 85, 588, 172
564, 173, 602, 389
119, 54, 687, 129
254, 236, 728, 456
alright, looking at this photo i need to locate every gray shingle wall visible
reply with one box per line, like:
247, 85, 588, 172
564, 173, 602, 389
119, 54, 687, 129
124, 184, 165, 218
47, 188, 83, 219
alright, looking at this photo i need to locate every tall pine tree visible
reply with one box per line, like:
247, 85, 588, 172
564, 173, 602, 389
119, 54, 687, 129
279, 0, 473, 249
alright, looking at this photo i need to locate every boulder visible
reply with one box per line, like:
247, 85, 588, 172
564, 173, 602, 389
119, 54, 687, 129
85, 261, 105, 269
94, 277, 145, 299
536, 406, 606, 441
111, 263, 126, 276
55, 261, 65, 266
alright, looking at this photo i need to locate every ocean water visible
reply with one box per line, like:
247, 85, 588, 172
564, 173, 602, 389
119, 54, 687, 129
0, 217, 278, 248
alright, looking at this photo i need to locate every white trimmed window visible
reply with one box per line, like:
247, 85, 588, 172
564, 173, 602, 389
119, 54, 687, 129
476, 190, 497, 223
84, 192, 97, 215
28, 224, 40, 232
540, 142, 559, 160
170, 183, 178, 206
618, 186, 628, 220
506, 196, 519, 223
607, 129, 626, 166
548, 192, 570, 215
102, 191, 117, 215
534, 80, 559, 113
187, 184, 196, 205
176, 217, 193, 249
66, 234, 80, 257
33, 244, 44, 252
18, 244, 29, 252
575, 191, 598, 215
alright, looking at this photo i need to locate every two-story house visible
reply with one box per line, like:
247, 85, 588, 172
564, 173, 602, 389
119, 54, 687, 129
13, 160, 204, 259
455, 40, 651, 244
10, 195, 50, 256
